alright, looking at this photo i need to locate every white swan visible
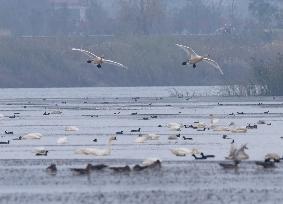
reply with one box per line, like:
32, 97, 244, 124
231, 127, 247, 133
57, 137, 68, 144
75, 136, 117, 156
72, 48, 128, 70
265, 153, 281, 162
22, 132, 42, 140
176, 44, 223, 75
142, 158, 161, 166
226, 143, 249, 161
146, 133, 160, 140
170, 148, 200, 157
167, 122, 182, 131
33, 147, 48, 155
135, 135, 150, 144
65, 126, 79, 132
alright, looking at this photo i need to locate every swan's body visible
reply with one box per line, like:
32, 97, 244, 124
65, 126, 79, 132
33, 147, 48, 156
265, 153, 281, 162
72, 48, 128, 70
231, 127, 247, 133
23, 132, 42, 140
135, 135, 149, 143
167, 122, 182, 131
57, 137, 68, 144
146, 133, 160, 140
226, 143, 249, 161
176, 44, 223, 75
75, 136, 116, 156
170, 148, 200, 156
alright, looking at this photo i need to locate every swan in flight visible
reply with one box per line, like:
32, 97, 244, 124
75, 136, 117, 156
176, 44, 223, 75
72, 48, 128, 70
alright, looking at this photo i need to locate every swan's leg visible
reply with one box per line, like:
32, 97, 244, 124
182, 61, 187, 65
97, 64, 102, 68
193, 64, 196, 68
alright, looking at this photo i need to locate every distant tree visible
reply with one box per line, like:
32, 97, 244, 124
248, 0, 278, 28
173, 0, 223, 34
116, 0, 167, 35
85, 0, 112, 35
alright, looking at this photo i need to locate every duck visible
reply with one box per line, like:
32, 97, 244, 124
65, 126, 79, 132
183, 136, 193, 140
170, 148, 200, 157
219, 160, 240, 169
72, 48, 128, 70
116, 130, 123, 135
168, 134, 179, 140
57, 137, 68, 144
109, 165, 131, 172
255, 160, 276, 168
70, 163, 93, 175
12, 136, 22, 141
246, 124, 257, 129
89, 164, 108, 170
34, 147, 48, 156
22, 132, 42, 140
176, 44, 223, 75
131, 128, 141, 133
4, 131, 13, 135
93, 138, 98, 142
133, 158, 162, 171
46, 164, 57, 174
0, 140, 9, 144
75, 136, 117, 156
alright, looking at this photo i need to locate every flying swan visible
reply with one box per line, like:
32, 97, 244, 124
72, 48, 128, 70
176, 44, 223, 75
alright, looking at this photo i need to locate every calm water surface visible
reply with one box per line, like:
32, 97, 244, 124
0, 86, 282, 204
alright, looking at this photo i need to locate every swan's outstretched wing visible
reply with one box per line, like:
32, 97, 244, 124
176, 44, 198, 57
203, 58, 224, 75
103, 59, 128, 70
72, 48, 98, 59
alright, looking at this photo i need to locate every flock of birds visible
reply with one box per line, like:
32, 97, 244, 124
1, 106, 282, 174
72, 44, 224, 75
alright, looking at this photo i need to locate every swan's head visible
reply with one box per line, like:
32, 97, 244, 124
242, 144, 248, 150
109, 136, 117, 141
191, 148, 200, 155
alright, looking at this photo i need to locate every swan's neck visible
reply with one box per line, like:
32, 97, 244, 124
106, 140, 113, 154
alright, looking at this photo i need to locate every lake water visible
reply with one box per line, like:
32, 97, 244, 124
0, 86, 282, 204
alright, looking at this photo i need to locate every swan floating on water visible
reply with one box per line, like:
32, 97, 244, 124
57, 137, 68, 144
75, 136, 117, 156
72, 48, 128, 70
22, 132, 42, 140
176, 44, 223, 75
65, 126, 79, 132
170, 148, 200, 157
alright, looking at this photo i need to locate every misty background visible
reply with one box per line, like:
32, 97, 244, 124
0, 0, 282, 95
